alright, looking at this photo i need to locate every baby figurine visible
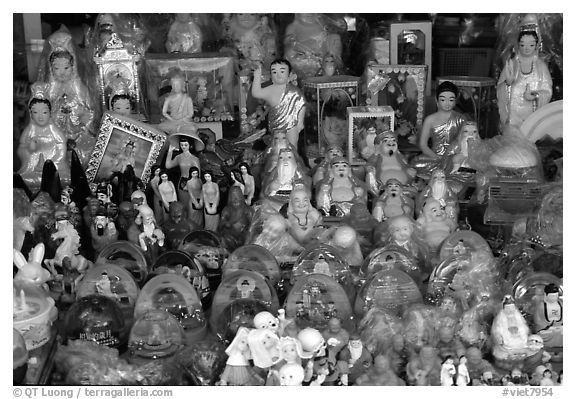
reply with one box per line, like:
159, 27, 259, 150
165, 13, 203, 54
416, 199, 457, 254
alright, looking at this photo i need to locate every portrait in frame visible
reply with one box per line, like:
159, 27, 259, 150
347, 106, 395, 165
390, 22, 432, 95
365, 64, 427, 142
85, 112, 167, 184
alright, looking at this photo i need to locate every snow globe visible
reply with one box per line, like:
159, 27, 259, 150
96, 240, 149, 286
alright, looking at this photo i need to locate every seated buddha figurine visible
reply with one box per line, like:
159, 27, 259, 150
262, 147, 311, 209
158, 69, 198, 137
491, 295, 533, 370
283, 13, 343, 80
285, 186, 323, 245
315, 157, 367, 217
416, 198, 457, 254
532, 284, 563, 349
365, 131, 416, 196
372, 178, 415, 222
36, 27, 96, 167
17, 83, 70, 189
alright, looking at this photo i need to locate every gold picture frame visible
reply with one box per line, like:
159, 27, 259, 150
85, 112, 167, 184
347, 106, 395, 165
365, 64, 427, 139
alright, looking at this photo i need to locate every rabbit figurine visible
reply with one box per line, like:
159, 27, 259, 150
14, 243, 52, 288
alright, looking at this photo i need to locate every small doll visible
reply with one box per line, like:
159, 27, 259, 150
455, 355, 470, 386
372, 178, 415, 222
440, 356, 456, 386
247, 327, 281, 372
217, 327, 264, 386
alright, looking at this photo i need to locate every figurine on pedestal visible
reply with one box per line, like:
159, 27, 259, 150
372, 179, 415, 222
165, 13, 203, 54
365, 130, 416, 195
283, 13, 343, 80
36, 27, 96, 167
17, 83, 70, 189
411, 81, 466, 178
315, 156, 367, 217
497, 18, 552, 130
252, 59, 306, 149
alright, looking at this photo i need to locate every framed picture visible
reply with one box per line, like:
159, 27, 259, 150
85, 112, 167, 184
390, 22, 432, 95
144, 53, 235, 124
347, 106, 395, 165
365, 64, 427, 140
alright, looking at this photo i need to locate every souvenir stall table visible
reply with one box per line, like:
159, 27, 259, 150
13, 12, 563, 388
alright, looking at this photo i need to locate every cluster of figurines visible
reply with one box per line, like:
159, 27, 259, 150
14, 13, 561, 387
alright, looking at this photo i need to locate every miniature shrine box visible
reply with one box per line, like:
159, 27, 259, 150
303, 75, 361, 159
346, 105, 395, 165
437, 76, 497, 138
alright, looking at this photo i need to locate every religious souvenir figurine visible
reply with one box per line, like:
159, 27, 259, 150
239, 162, 256, 206
372, 179, 415, 222
416, 199, 457, 254
406, 345, 442, 386
456, 355, 470, 386
165, 135, 203, 203
36, 27, 96, 166
416, 169, 459, 221
158, 70, 201, 139
218, 186, 254, 252
497, 17, 552, 129
440, 356, 456, 386
261, 129, 301, 174
336, 332, 373, 385
252, 59, 306, 149
411, 81, 466, 178
315, 157, 367, 217
222, 13, 277, 76
127, 204, 165, 259
365, 131, 416, 194
532, 283, 563, 349
355, 354, 405, 386
17, 83, 70, 188
491, 295, 532, 370
321, 318, 350, 363
162, 201, 196, 250
283, 13, 343, 80
445, 121, 482, 177
285, 187, 323, 245
217, 326, 265, 386
252, 213, 304, 261
90, 207, 118, 255
262, 147, 311, 208
165, 13, 203, 54
312, 145, 344, 187
202, 170, 220, 232
523, 334, 552, 377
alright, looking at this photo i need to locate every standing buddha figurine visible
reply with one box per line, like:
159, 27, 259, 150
497, 16, 552, 130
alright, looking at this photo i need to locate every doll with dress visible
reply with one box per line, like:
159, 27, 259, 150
36, 26, 97, 167
217, 327, 264, 386
17, 83, 70, 189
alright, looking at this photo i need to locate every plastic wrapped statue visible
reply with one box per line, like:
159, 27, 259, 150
35, 26, 97, 167
252, 213, 304, 261
491, 295, 532, 370
496, 15, 553, 130
222, 13, 277, 76
165, 13, 203, 54
252, 59, 306, 149
315, 156, 367, 217
283, 13, 345, 80
411, 81, 467, 178
17, 83, 70, 188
